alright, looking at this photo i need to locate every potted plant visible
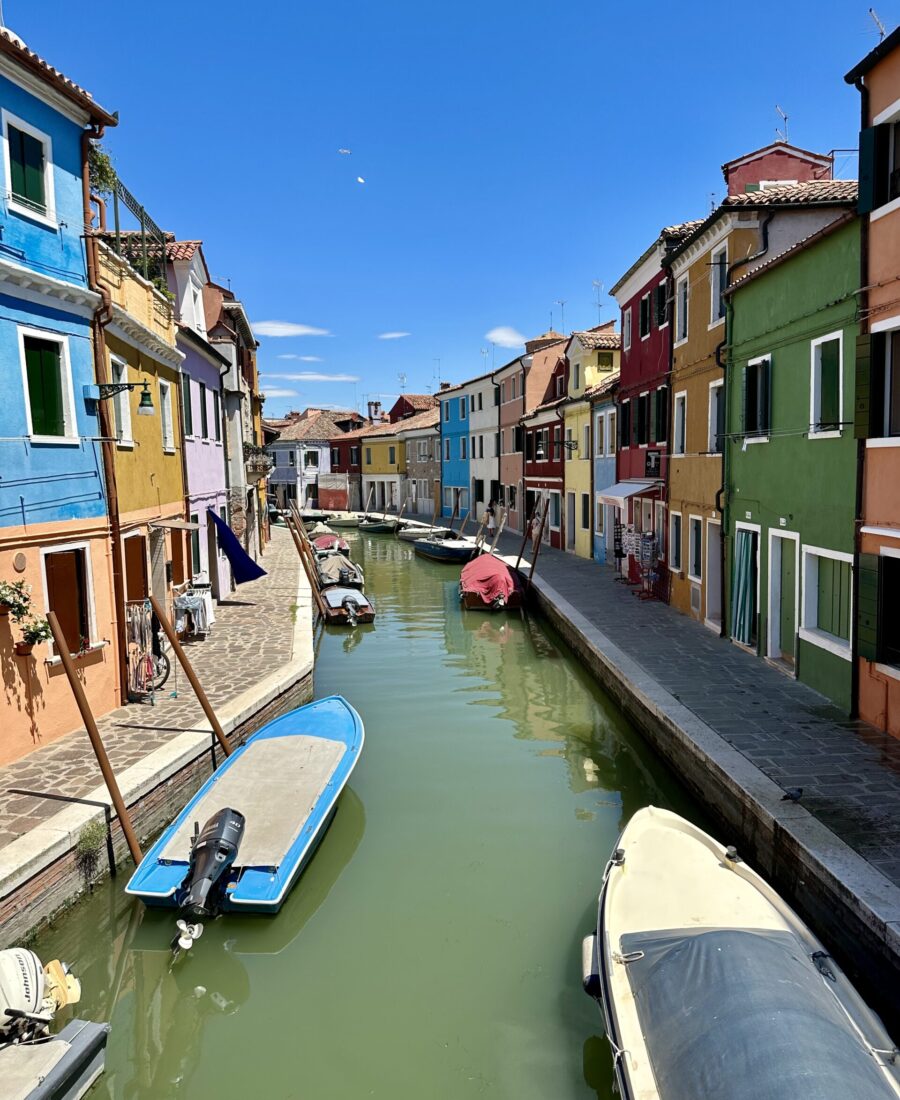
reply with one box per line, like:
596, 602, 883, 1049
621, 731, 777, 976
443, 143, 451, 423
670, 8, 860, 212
15, 617, 52, 656
0, 580, 32, 621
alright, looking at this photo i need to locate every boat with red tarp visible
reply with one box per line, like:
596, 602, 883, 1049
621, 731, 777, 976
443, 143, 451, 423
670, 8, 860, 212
459, 554, 524, 610
312, 534, 350, 555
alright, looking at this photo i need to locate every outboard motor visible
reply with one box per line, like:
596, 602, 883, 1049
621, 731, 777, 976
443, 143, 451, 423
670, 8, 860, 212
341, 594, 360, 626
180, 807, 245, 923
0, 949, 81, 1045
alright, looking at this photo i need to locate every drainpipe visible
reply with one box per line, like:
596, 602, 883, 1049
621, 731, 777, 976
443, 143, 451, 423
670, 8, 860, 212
82, 125, 129, 704
850, 76, 870, 719
714, 210, 775, 641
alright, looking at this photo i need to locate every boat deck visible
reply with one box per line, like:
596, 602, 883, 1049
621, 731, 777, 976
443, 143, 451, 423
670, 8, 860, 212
160, 736, 345, 869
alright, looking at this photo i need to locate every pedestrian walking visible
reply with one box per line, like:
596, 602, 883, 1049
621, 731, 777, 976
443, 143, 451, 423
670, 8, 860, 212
486, 500, 497, 536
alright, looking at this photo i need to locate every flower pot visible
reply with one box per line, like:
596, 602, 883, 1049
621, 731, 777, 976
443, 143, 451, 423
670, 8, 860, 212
14, 641, 33, 656
0, 602, 11, 617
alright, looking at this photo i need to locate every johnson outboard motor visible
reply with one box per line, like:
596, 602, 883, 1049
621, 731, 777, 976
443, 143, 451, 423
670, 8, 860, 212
341, 594, 360, 626
179, 807, 245, 924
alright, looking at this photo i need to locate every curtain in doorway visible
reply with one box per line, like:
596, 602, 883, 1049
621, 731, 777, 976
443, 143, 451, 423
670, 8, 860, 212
731, 529, 755, 645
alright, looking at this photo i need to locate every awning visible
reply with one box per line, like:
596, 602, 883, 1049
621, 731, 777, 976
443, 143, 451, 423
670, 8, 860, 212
598, 480, 659, 508
149, 518, 201, 531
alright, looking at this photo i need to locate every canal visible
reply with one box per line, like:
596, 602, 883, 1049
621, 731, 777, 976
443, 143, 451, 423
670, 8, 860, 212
32, 532, 705, 1099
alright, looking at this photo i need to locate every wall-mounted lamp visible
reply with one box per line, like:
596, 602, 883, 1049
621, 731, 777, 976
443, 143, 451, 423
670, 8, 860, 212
90, 380, 156, 416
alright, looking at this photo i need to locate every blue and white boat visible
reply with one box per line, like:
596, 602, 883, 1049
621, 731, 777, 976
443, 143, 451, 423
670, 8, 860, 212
412, 536, 477, 563
126, 696, 364, 942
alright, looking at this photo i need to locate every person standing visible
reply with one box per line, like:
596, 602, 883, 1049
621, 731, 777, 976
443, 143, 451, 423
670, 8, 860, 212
486, 499, 497, 537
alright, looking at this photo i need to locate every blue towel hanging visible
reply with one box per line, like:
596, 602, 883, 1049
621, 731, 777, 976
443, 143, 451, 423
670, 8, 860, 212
207, 508, 267, 584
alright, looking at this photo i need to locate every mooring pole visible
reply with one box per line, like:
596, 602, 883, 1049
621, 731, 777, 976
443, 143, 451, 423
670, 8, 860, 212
515, 500, 538, 571
148, 595, 232, 757
46, 612, 143, 864
287, 513, 328, 621
524, 503, 549, 596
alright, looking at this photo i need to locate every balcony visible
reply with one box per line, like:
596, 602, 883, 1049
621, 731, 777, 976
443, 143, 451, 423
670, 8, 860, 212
244, 442, 273, 482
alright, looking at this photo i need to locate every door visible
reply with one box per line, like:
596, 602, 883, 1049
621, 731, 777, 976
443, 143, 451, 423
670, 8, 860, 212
149, 528, 168, 605
779, 539, 796, 666
705, 522, 722, 629
566, 492, 576, 551
124, 535, 148, 601
207, 519, 221, 600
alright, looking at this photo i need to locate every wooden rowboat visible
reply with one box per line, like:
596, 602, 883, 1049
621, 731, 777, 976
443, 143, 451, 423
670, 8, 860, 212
358, 517, 401, 534
459, 554, 524, 610
413, 537, 477, 563
312, 534, 350, 555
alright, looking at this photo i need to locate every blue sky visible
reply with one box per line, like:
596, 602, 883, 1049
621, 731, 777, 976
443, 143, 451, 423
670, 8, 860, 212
13, 1, 888, 416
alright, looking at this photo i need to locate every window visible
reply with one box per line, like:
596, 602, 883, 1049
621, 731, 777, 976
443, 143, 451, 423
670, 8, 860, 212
479, 435, 485, 459
111, 357, 132, 444
478, 392, 483, 410
511, 376, 517, 399
443, 487, 453, 510
581, 493, 590, 530
444, 402, 450, 421
181, 375, 193, 437
595, 494, 604, 535
673, 392, 687, 454
3, 111, 54, 223
655, 502, 666, 558
501, 381, 507, 404
549, 491, 561, 528
810, 332, 842, 435
555, 374, 565, 397
637, 393, 650, 446
743, 356, 771, 438
595, 414, 605, 455
460, 396, 467, 419
494, 385, 501, 406
654, 283, 667, 328
688, 516, 702, 581
199, 382, 209, 438
304, 450, 318, 468
801, 547, 852, 659
655, 386, 669, 444
508, 483, 517, 511
159, 380, 174, 451
443, 439, 450, 462
418, 439, 429, 460
473, 478, 484, 504
639, 293, 651, 339
386, 445, 395, 465
859, 554, 900, 666
43, 546, 93, 655
460, 436, 467, 460
513, 425, 523, 453
675, 275, 689, 343
582, 423, 590, 458
623, 307, 632, 351
620, 400, 631, 448
607, 410, 616, 454
405, 442, 411, 463
859, 117, 900, 213
553, 425, 561, 460
350, 445, 360, 465
708, 381, 724, 453
212, 390, 221, 441
574, 362, 581, 390
288, 449, 296, 466
331, 446, 341, 466
366, 447, 373, 465
669, 512, 683, 571
710, 245, 727, 324
190, 513, 201, 575
20, 331, 74, 440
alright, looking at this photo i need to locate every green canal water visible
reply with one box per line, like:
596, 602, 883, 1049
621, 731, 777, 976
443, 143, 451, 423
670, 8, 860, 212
31, 533, 704, 1099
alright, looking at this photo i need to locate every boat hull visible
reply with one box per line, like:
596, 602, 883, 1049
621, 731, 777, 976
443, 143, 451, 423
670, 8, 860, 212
459, 588, 523, 611
358, 520, 399, 534
326, 513, 360, 528
126, 696, 365, 915
413, 539, 476, 563
322, 586, 376, 624
396, 526, 452, 542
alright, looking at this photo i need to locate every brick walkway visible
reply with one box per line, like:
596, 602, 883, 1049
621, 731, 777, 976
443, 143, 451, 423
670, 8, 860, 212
0, 527, 302, 852
499, 532, 900, 888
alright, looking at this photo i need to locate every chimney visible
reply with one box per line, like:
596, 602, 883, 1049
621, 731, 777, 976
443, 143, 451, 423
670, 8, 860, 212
439, 381, 451, 391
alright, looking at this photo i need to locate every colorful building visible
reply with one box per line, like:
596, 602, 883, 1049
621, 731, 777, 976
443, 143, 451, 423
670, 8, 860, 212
846, 31, 900, 737
361, 421, 405, 511
725, 215, 859, 711
590, 376, 619, 563
0, 28, 118, 760
267, 408, 362, 509
522, 354, 567, 548
495, 355, 527, 532
466, 370, 500, 519
396, 408, 440, 517
563, 324, 620, 557
438, 383, 471, 518
609, 221, 700, 585
665, 146, 854, 631
328, 423, 367, 511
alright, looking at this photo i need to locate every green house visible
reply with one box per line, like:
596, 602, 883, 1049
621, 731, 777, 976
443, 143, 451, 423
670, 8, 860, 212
724, 216, 859, 711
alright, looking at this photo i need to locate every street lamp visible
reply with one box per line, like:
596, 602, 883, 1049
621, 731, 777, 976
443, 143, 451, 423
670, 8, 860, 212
96, 380, 155, 415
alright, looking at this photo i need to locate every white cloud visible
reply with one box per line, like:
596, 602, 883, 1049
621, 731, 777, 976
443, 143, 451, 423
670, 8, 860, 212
485, 325, 526, 348
253, 321, 330, 338
261, 387, 300, 398
378, 331, 411, 340
276, 354, 324, 362
263, 372, 360, 383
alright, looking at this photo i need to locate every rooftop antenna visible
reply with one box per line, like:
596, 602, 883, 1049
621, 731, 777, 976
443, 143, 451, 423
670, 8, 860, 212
592, 281, 604, 325
775, 104, 789, 144
480, 347, 489, 371
869, 7, 886, 39
433, 357, 441, 384
710, 191, 717, 213
397, 372, 407, 392
555, 299, 567, 334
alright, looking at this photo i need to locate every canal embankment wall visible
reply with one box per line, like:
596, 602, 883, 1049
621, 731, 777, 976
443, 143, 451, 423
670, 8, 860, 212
523, 570, 900, 1031
0, 552, 314, 947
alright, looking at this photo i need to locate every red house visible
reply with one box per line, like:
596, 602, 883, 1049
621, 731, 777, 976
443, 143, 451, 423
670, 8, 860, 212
609, 220, 699, 584
328, 425, 368, 510
522, 355, 567, 549
388, 393, 437, 423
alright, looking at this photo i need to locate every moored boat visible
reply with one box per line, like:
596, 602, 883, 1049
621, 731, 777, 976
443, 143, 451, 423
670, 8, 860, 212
413, 536, 477, 563
459, 554, 523, 610
316, 551, 364, 590
307, 521, 335, 538
321, 585, 376, 625
396, 525, 453, 542
126, 696, 365, 943
326, 512, 360, 528
583, 806, 900, 1100
358, 516, 401, 534
312, 533, 350, 555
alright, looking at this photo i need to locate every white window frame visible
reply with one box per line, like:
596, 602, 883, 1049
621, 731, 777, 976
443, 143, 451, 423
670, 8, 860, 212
673, 390, 687, 456
809, 329, 844, 439
39, 540, 99, 659
595, 493, 605, 535
655, 501, 666, 560
744, 354, 772, 444
669, 511, 683, 572
687, 515, 703, 583
606, 410, 616, 456
2, 109, 57, 228
623, 307, 632, 351
190, 274, 206, 336
640, 291, 652, 341
443, 438, 450, 462
549, 490, 561, 530
417, 439, 429, 461
582, 422, 590, 459
766, 528, 800, 664
595, 413, 605, 456
444, 402, 450, 422
460, 396, 467, 419
799, 545, 853, 661
709, 244, 727, 328
460, 436, 467, 460
574, 362, 581, 391
638, 390, 650, 449
159, 379, 175, 452
707, 379, 724, 454
17, 326, 78, 444
109, 355, 133, 447
675, 274, 689, 346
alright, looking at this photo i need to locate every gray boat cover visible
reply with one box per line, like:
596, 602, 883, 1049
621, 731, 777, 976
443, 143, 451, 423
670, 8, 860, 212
619, 927, 896, 1100
317, 555, 362, 587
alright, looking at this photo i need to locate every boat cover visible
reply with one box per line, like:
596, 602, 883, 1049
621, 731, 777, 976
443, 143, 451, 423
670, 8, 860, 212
460, 555, 519, 603
318, 555, 361, 586
313, 535, 347, 551
619, 927, 897, 1100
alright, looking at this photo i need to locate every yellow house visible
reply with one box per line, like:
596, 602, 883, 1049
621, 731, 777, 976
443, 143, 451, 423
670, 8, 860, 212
361, 425, 406, 512
563, 326, 621, 557
96, 242, 187, 615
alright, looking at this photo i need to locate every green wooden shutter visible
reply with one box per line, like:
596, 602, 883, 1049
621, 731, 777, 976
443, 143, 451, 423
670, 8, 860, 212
182, 377, 193, 435
857, 126, 890, 215
8, 125, 45, 210
855, 332, 885, 439
819, 339, 840, 429
857, 553, 881, 661
741, 366, 748, 433
25, 337, 64, 436
762, 358, 772, 434
649, 390, 657, 444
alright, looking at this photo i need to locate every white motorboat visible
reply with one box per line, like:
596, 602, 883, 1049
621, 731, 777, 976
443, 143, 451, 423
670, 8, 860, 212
583, 806, 900, 1100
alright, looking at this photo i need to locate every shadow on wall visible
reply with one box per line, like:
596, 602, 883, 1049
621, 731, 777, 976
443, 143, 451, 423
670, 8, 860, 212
1, 615, 46, 750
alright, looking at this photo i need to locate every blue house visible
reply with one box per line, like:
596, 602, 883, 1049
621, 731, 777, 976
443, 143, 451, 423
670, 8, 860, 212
590, 376, 619, 563
438, 383, 471, 518
0, 27, 119, 757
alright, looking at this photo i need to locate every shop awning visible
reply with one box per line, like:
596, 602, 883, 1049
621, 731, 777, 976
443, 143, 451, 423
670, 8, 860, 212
598, 481, 659, 508
149, 518, 201, 531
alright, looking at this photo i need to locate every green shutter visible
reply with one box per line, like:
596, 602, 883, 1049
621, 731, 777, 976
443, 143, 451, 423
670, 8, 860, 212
25, 337, 64, 436
857, 553, 881, 661
762, 358, 772, 434
741, 366, 748, 432
857, 126, 890, 215
649, 389, 657, 444
8, 125, 46, 210
856, 332, 885, 439
819, 339, 840, 429
182, 378, 193, 435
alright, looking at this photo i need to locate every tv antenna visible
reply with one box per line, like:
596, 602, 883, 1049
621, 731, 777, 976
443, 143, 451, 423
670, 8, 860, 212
480, 347, 489, 371
775, 104, 789, 144
869, 7, 886, 39
433, 357, 441, 384
397, 372, 407, 392
555, 299, 567, 334
592, 281, 605, 324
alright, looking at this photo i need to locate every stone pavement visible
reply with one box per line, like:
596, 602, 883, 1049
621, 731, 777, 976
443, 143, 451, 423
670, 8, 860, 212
498, 532, 900, 888
0, 527, 303, 852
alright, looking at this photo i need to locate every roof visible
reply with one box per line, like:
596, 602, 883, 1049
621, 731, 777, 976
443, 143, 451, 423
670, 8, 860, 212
585, 373, 620, 401
396, 393, 437, 411
0, 26, 117, 126
721, 141, 834, 173
437, 367, 497, 395
105, 231, 203, 264
331, 419, 397, 443
522, 394, 568, 420
845, 25, 900, 83
609, 219, 704, 296
569, 328, 621, 351
275, 409, 362, 442
724, 212, 856, 296
393, 407, 440, 433
665, 180, 858, 266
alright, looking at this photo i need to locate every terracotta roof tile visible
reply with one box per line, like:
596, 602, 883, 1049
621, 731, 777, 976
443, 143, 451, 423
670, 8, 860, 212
393, 408, 440, 432
105, 232, 203, 263
585, 373, 620, 400
399, 393, 437, 410
276, 409, 361, 442
722, 179, 857, 206
571, 329, 621, 351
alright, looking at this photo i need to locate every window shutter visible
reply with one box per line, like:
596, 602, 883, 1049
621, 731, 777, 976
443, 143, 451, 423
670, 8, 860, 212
26, 338, 64, 436
855, 332, 885, 439
740, 366, 748, 433
648, 390, 657, 444
857, 126, 890, 215
857, 552, 880, 661
762, 358, 772, 434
